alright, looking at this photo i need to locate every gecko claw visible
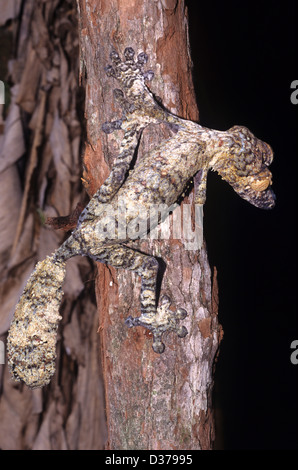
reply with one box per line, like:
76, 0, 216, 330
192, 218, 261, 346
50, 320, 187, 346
110, 50, 121, 64
124, 47, 135, 61
125, 316, 140, 328
137, 52, 148, 65
101, 119, 123, 134
143, 70, 154, 81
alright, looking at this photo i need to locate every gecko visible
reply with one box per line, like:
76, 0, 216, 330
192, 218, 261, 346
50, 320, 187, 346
7, 47, 275, 388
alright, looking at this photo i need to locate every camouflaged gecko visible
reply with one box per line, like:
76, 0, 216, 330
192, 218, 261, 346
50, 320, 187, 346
7, 47, 275, 388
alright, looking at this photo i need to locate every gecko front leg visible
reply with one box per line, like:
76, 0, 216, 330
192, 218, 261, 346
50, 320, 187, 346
101, 47, 181, 134
80, 48, 164, 222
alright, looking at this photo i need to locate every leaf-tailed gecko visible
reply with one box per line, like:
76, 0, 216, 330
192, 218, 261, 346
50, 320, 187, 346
7, 48, 275, 388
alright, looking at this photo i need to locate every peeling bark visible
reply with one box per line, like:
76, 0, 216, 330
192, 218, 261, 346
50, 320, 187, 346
0, 0, 106, 450
77, 0, 222, 450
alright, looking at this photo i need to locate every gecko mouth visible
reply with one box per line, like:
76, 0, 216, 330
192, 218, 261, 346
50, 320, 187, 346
241, 179, 276, 209
231, 164, 275, 209
249, 186, 276, 209
247, 171, 275, 209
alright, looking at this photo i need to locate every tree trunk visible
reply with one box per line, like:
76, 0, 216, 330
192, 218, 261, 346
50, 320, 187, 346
0, 0, 222, 450
77, 0, 222, 450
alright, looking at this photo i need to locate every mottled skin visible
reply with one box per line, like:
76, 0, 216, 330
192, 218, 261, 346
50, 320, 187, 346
7, 48, 275, 388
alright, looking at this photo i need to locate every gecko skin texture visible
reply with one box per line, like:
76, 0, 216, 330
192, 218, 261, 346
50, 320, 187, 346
7, 48, 275, 388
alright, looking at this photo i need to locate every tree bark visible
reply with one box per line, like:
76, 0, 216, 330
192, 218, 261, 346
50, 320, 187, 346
77, 0, 222, 450
0, 0, 106, 450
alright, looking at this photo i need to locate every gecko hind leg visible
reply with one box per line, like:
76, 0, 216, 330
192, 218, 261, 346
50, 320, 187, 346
126, 294, 188, 354
90, 243, 188, 353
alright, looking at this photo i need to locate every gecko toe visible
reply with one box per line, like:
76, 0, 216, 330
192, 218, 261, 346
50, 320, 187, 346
152, 339, 165, 354
137, 52, 148, 65
124, 47, 135, 61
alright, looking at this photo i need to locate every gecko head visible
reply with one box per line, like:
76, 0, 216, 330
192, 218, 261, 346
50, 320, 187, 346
213, 125, 276, 209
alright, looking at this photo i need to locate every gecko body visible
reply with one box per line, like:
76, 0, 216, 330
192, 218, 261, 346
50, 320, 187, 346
7, 48, 275, 388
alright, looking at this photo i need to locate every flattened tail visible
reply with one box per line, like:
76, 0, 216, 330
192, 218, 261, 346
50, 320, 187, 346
7, 254, 66, 388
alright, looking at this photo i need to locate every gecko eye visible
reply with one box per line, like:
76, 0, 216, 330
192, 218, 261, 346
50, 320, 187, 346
250, 177, 271, 191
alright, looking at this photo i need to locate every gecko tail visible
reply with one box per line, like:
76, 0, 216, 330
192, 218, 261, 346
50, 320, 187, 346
7, 254, 66, 388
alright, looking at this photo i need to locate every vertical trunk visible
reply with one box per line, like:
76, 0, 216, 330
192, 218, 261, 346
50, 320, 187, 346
78, 0, 222, 450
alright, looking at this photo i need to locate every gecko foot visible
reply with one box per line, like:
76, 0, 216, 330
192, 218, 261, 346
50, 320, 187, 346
104, 47, 154, 88
102, 47, 157, 135
125, 295, 188, 353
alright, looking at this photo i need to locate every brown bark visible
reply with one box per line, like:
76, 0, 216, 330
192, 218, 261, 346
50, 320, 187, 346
77, 0, 222, 450
0, 0, 106, 450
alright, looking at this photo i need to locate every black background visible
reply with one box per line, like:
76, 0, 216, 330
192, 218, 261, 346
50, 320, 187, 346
186, 0, 297, 449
